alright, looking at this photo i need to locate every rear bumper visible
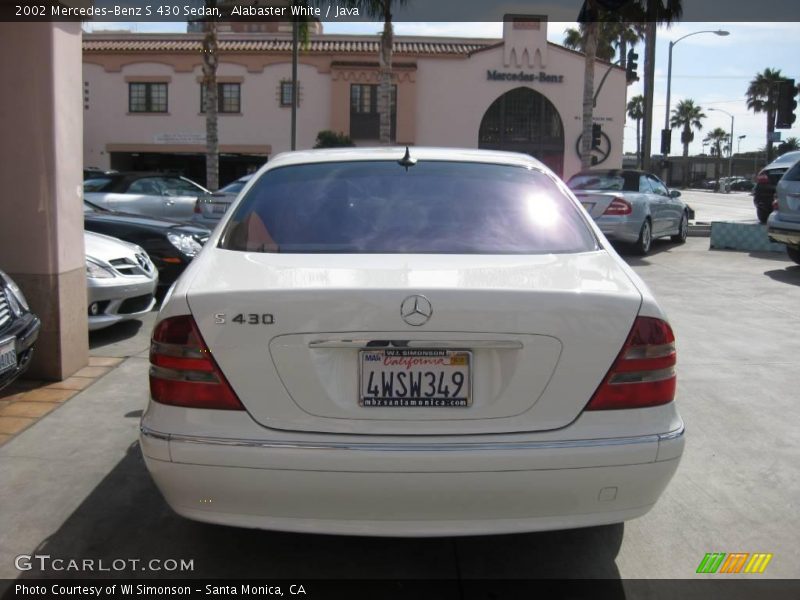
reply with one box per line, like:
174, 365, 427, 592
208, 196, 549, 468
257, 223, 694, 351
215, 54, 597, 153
767, 214, 800, 248
140, 419, 684, 537
595, 216, 643, 244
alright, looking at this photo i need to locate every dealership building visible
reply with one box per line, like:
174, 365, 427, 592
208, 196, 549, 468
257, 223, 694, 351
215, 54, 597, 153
83, 17, 627, 186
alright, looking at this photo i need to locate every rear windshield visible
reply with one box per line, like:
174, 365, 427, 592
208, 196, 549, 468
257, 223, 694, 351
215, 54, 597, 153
219, 161, 597, 254
783, 162, 800, 182
218, 179, 248, 194
568, 172, 637, 192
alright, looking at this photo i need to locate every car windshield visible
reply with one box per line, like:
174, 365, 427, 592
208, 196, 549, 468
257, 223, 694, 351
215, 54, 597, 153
218, 178, 249, 194
220, 160, 597, 254
567, 173, 638, 192
83, 177, 114, 192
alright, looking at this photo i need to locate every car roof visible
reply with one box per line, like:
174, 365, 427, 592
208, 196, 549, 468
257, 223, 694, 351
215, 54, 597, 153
768, 151, 800, 167
263, 147, 548, 172
570, 169, 650, 178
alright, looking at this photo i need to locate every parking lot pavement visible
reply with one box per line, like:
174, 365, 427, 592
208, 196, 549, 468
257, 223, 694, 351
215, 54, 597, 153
1, 238, 798, 581
680, 189, 756, 223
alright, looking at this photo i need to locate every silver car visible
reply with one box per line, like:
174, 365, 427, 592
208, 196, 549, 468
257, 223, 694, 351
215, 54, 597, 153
192, 174, 253, 228
568, 169, 689, 255
767, 157, 800, 265
84, 172, 212, 221
85, 231, 158, 331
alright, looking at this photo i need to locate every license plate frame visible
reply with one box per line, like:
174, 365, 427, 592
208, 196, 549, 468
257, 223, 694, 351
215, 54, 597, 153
0, 336, 17, 376
359, 348, 472, 408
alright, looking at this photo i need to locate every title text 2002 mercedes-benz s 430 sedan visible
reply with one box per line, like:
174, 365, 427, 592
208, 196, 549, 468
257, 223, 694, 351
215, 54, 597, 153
140, 148, 684, 537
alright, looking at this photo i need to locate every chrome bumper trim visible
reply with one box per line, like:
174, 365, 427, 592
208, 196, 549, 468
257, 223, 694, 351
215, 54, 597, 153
141, 424, 684, 453
308, 339, 523, 349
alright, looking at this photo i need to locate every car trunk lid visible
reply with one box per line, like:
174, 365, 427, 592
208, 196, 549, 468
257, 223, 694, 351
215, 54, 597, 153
186, 250, 642, 435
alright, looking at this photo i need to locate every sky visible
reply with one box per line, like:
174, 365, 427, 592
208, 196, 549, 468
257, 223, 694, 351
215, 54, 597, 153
84, 20, 800, 156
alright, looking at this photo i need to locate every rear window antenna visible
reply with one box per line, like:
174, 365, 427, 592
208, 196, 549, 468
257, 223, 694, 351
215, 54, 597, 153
398, 146, 417, 171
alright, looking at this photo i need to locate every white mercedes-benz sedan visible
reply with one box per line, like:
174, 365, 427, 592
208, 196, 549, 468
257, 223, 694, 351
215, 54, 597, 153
140, 147, 684, 537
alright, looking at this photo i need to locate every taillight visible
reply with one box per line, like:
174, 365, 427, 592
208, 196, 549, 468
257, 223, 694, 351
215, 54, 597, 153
149, 315, 244, 410
586, 316, 676, 410
603, 197, 632, 216
193, 199, 201, 214
756, 173, 769, 184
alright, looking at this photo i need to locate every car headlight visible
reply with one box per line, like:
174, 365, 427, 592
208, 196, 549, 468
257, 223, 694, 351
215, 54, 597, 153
1, 271, 29, 314
85, 258, 115, 279
167, 232, 203, 258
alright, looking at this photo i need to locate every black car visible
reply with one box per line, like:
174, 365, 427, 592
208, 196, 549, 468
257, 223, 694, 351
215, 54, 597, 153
754, 151, 800, 223
83, 201, 210, 286
0, 270, 41, 392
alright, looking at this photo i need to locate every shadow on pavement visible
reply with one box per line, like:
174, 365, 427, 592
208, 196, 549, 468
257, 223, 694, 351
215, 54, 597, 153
88, 320, 144, 351
764, 265, 800, 287
619, 239, 678, 267
18, 442, 625, 585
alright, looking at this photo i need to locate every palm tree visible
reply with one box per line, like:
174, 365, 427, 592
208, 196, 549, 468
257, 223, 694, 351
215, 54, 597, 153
563, 23, 617, 61
704, 127, 730, 185
201, 0, 219, 190
670, 99, 705, 187
579, 9, 600, 170
627, 94, 645, 168
342, 0, 407, 144
632, 0, 683, 171
746, 68, 784, 163
777, 136, 800, 155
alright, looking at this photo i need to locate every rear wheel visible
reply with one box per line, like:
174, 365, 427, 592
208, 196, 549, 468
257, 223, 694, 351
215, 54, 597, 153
671, 212, 688, 244
634, 219, 652, 255
756, 205, 771, 224
787, 246, 800, 265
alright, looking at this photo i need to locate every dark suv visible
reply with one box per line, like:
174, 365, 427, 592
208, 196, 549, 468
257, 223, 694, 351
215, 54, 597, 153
754, 151, 800, 223
0, 270, 41, 391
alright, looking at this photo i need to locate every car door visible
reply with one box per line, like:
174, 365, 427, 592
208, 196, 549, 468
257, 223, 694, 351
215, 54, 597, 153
114, 177, 168, 217
646, 175, 671, 235
160, 177, 209, 220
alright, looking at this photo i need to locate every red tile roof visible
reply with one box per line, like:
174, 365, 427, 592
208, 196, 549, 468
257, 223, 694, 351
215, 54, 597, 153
83, 34, 498, 56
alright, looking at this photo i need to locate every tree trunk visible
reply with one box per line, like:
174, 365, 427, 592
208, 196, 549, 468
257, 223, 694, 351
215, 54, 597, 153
641, 19, 657, 172
619, 36, 627, 71
202, 10, 219, 191
378, 14, 393, 145
580, 19, 598, 170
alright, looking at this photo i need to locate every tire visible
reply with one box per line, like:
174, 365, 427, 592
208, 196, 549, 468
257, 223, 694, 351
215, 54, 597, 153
634, 219, 652, 256
787, 246, 800, 266
671, 212, 688, 244
756, 205, 771, 224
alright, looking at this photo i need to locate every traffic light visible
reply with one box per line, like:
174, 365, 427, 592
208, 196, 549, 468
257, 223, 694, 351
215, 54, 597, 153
776, 78, 798, 129
661, 129, 672, 155
592, 124, 602, 149
626, 49, 639, 83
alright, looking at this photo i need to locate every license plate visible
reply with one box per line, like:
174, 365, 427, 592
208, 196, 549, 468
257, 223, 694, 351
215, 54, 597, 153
359, 349, 471, 408
211, 203, 228, 214
0, 337, 17, 376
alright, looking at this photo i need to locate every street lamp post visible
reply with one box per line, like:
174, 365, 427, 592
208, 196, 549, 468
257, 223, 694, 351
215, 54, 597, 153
709, 107, 735, 179
737, 134, 746, 155
663, 30, 729, 158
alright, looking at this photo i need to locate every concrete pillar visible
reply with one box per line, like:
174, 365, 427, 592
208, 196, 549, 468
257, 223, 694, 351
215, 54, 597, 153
0, 22, 89, 380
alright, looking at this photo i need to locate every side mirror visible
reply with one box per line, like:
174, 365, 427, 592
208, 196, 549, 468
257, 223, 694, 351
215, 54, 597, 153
669, 189, 682, 198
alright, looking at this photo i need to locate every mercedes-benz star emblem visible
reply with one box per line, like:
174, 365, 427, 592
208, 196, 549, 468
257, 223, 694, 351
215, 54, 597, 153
400, 295, 433, 326
136, 253, 150, 271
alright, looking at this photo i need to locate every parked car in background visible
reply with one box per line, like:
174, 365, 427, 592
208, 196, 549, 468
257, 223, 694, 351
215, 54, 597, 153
85, 231, 158, 331
754, 151, 800, 223
141, 147, 684, 536
727, 177, 755, 192
567, 169, 689, 255
83, 201, 210, 286
767, 157, 800, 265
0, 270, 40, 391
192, 174, 253, 227
84, 172, 212, 221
